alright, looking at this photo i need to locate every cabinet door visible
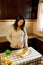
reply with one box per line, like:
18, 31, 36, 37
0, 0, 17, 19
0, 0, 2, 19
0, 0, 39, 19
36, 39, 43, 55
23, 0, 32, 18
3, 0, 17, 19
0, 42, 10, 53
16, 0, 32, 19
31, 0, 39, 19
3, 0, 11, 19
10, 0, 17, 19
16, 0, 23, 17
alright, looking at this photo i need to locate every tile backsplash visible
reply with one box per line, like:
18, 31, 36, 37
25, 20, 33, 34
0, 19, 43, 37
0, 19, 33, 37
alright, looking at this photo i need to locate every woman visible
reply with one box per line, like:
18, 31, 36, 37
7, 15, 28, 50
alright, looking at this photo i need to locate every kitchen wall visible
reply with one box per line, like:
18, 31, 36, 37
0, 19, 43, 38
33, 20, 43, 37
0, 19, 33, 37
0, 21, 14, 37
25, 19, 33, 34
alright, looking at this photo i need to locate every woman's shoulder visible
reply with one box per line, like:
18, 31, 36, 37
24, 27, 26, 31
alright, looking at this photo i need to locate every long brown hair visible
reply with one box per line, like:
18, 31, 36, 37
13, 15, 25, 31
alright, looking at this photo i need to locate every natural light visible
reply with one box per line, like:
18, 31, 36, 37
37, 1, 43, 32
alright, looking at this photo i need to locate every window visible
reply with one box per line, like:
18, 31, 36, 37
37, 2, 43, 32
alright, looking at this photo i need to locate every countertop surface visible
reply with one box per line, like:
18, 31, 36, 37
28, 34, 43, 41
28, 34, 37, 39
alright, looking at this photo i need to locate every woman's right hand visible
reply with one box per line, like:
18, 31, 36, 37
15, 45, 20, 48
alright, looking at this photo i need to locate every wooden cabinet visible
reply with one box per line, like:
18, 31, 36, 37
23, 0, 32, 19
31, 38, 43, 55
28, 38, 36, 48
35, 38, 43, 55
0, 0, 39, 19
16, 0, 33, 19
0, 0, 2, 19
31, 0, 39, 19
0, 0, 17, 19
0, 42, 10, 53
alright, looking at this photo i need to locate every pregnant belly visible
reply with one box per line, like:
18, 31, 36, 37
11, 42, 24, 48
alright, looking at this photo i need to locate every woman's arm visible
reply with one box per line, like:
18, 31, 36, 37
6, 26, 13, 43
24, 28, 28, 49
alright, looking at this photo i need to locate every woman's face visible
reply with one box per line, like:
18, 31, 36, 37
18, 19, 24, 27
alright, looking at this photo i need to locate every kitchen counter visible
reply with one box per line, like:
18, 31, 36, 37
28, 34, 43, 41
0, 37, 7, 42
28, 34, 37, 39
